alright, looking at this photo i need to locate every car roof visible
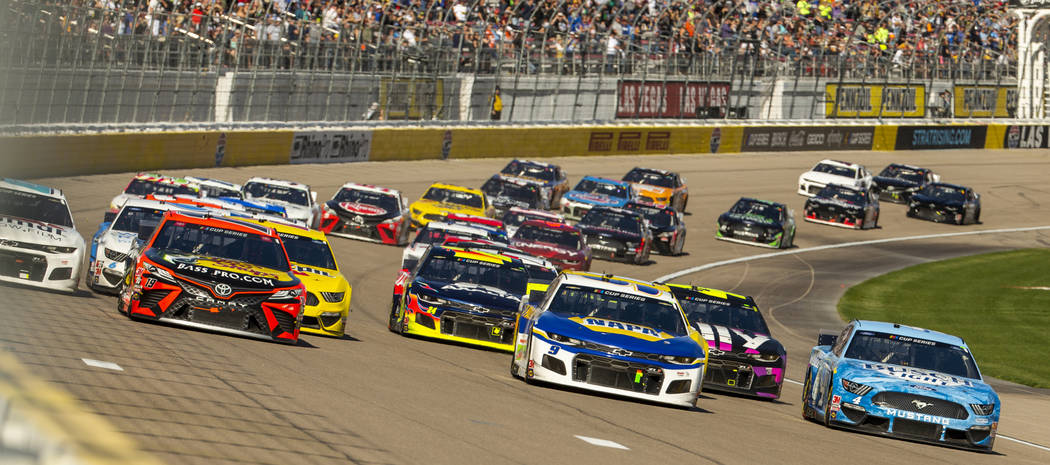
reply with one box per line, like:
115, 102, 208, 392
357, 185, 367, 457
813, 159, 862, 170
517, 219, 578, 232
578, 176, 630, 188
431, 245, 525, 267
240, 217, 328, 241
559, 271, 676, 303
185, 176, 242, 190
586, 205, 643, 218
819, 183, 866, 193
424, 182, 484, 195
885, 163, 926, 171
737, 197, 785, 208
663, 284, 757, 309
133, 173, 197, 186
928, 182, 970, 191
507, 159, 558, 168
852, 320, 966, 346
627, 167, 674, 176
0, 178, 64, 199
161, 210, 277, 237
244, 177, 309, 190
338, 182, 402, 196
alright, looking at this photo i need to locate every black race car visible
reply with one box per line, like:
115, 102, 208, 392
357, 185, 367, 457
716, 198, 796, 249
665, 284, 786, 400
907, 182, 981, 225
872, 163, 940, 204
803, 184, 880, 229
480, 175, 544, 218
623, 200, 686, 255
575, 206, 651, 264
320, 183, 411, 245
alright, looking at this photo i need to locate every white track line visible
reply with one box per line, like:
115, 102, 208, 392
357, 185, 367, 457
656, 226, 1050, 282
575, 435, 630, 450
82, 358, 123, 371
998, 436, 1050, 452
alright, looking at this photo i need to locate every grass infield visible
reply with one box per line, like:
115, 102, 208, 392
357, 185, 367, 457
838, 248, 1050, 389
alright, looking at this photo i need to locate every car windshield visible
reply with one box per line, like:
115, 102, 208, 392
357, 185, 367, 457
112, 206, 169, 233
674, 292, 770, 335
482, 178, 541, 204
416, 253, 529, 295
526, 264, 558, 283
244, 182, 309, 206
277, 232, 337, 270
816, 185, 866, 204
919, 185, 967, 202
200, 185, 243, 199
845, 330, 981, 379
514, 224, 581, 249
625, 204, 674, 228
333, 188, 401, 213
151, 220, 289, 271
573, 179, 628, 199
547, 284, 687, 337
623, 169, 674, 188
502, 211, 553, 229
124, 179, 198, 197
728, 199, 782, 222
578, 209, 643, 235
422, 187, 484, 209
879, 165, 925, 183
0, 188, 74, 227
812, 163, 857, 178
500, 161, 557, 182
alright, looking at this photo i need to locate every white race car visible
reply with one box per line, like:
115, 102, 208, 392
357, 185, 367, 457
107, 173, 199, 220
0, 178, 85, 292
510, 272, 708, 408
88, 199, 199, 293
185, 176, 243, 199
243, 177, 320, 228
797, 159, 873, 197
401, 221, 507, 271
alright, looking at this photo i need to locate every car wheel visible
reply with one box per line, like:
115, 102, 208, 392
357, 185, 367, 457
680, 195, 688, 213
673, 235, 685, 256
975, 207, 981, 224
822, 381, 834, 426
388, 296, 404, 333
873, 211, 879, 229
801, 369, 814, 420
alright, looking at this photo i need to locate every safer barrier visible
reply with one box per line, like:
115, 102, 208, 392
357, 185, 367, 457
1, 123, 1046, 179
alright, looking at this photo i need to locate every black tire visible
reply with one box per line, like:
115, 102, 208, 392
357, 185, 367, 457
680, 195, 688, 213
975, 207, 981, 224
801, 369, 814, 420
822, 381, 834, 426
388, 296, 404, 333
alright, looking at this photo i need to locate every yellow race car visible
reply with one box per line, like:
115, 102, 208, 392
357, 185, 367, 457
409, 183, 491, 228
245, 219, 352, 337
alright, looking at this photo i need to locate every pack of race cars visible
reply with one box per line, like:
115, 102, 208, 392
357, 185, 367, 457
0, 156, 998, 452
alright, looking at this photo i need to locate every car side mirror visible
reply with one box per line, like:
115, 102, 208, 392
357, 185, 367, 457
138, 220, 159, 242
817, 331, 838, 347
103, 211, 117, 223
311, 191, 318, 203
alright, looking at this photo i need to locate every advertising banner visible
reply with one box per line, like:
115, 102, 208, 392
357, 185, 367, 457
616, 80, 730, 118
953, 86, 1017, 118
894, 126, 987, 150
1004, 125, 1049, 149
825, 84, 926, 118
741, 126, 875, 152
289, 131, 372, 164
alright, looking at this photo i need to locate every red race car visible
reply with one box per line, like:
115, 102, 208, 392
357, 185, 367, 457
509, 220, 591, 271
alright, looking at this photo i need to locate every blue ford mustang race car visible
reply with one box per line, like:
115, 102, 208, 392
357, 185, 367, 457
559, 176, 634, 221
802, 320, 1000, 451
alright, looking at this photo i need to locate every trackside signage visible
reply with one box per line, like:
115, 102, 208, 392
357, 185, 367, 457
1004, 125, 1049, 148
616, 81, 730, 118
825, 84, 926, 118
953, 86, 1017, 118
894, 126, 987, 150
289, 131, 371, 164
741, 126, 875, 152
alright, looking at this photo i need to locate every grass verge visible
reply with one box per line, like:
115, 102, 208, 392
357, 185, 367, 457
838, 248, 1050, 388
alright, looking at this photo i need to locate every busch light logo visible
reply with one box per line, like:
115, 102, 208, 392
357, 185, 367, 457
863, 363, 973, 387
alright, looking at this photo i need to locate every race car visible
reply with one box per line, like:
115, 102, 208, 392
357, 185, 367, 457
559, 177, 634, 221
107, 173, 199, 220
388, 245, 531, 352
441, 238, 559, 285
509, 219, 591, 271
186, 177, 288, 218
0, 178, 85, 293
443, 213, 508, 242
576, 206, 651, 264
480, 175, 545, 218
665, 284, 786, 399
401, 221, 507, 272
118, 211, 305, 344
186, 176, 244, 199
243, 177, 321, 228
624, 201, 686, 256
409, 183, 491, 229
907, 183, 982, 225
246, 219, 351, 338
797, 160, 873, 197
716, 197, 796, 249
622, 167, 689, 212
497, 159, 570, 209
804, 184, 880, 230
320, 183, 410, 245
802, 320, 1000, 451
871, 164, 941, 204
89, 199, 201, 293
510, 272, 708, 408
501, 207, 564, 238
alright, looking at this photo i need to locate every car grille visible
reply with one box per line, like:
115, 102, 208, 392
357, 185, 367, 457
300, 316, 321, 329
306, 292, 320, 307
423, 213, 446, 223
319, 313, 342, 327
138, 289, 173, 311
271, 308, 298, 333
892, 418, 942, 440
873, 392, 968, 419
704, 359, 754, 390
577, 340, 664, 361
807, 185, 823, 195
0, 249, 47, 281
160, 284, 277, 336
572, 354, 663, 395
585, 235, 626, 257
439, 312, 514, 344
104, 248, 128, 262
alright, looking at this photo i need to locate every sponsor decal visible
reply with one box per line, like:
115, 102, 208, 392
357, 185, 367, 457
0, 216, 67, 242
214, 283, 233, 297
954, 86, 1017, 118
883, 408, 951, 426
174, 262, 277, 285
573, 317, 666, 338
339, 201, 387, 216
290, 131, 372, 164
1004, 125, 1049, 149
831, 395, 842, 412
862, 363, 974, 387
695, 323, 771, 352
825, 84, 926, 118
742, 127, 875, 152
895, 126, 987, 150
292, 264, 333, 277
616, 80, 730, 118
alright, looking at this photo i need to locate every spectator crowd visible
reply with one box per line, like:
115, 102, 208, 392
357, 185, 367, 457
22, 0, 1020, 72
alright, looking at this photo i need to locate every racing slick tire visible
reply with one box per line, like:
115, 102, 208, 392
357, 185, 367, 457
388, 297, 404, 333
397, 224, 411, 246
801, 369, 815, 421
672, 234, 685, 256
822, 381, 834, 426
680, 195, 688, 213
974, 207, 981, 224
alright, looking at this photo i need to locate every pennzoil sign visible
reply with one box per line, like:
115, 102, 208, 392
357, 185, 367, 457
825, 84, 926, 118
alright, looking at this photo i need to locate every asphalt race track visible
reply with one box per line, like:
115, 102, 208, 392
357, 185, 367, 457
4, 148, 1050, 465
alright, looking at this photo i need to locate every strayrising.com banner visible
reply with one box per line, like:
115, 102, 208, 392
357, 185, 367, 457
894, 126, 987, 150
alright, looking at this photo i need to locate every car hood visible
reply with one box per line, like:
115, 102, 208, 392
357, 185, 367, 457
500, 174, 554, 188
100, 230, 139, 254
694, 322, 785, 356
577, 225, 642, 241
719, 212, 779, 227
873, 177, 920, 190
536, 312, 703, 358
327, 199, 398, 220
415, 278, 521, 313
564, 191, 625, 207
633, 184, 672, 198
910, 193, 965, 208
0, 215, 84, 249
510, 240, 586, 260
800, 171, 858, 186
146, 248, 298, 290
290, 263, 348, 290
412, 199, 484, 215
838, 359, 997, 404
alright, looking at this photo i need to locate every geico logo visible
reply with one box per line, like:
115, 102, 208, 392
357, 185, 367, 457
211, 269, 275, 286
884, 408, 950, 426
